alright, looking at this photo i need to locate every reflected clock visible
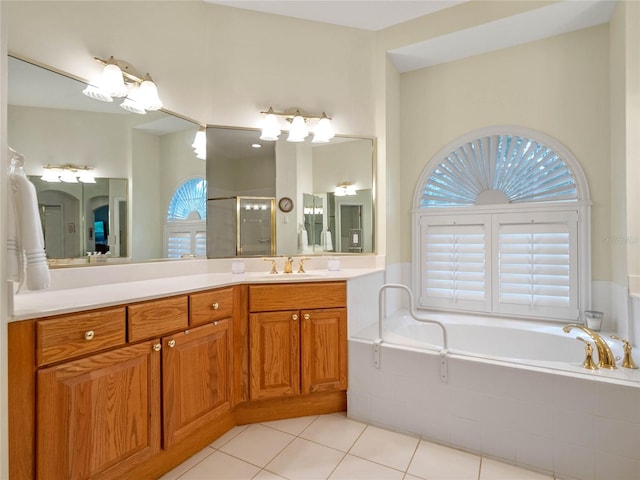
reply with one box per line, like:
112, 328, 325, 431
278, 197, 294, 212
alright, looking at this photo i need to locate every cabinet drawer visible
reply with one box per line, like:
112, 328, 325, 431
36, 307, 126, 366
190, 287, 234, 326
128, 296, 188, 342
249, 282, 346, 312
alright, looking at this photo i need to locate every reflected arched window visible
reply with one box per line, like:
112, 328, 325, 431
165, 177, 207, 258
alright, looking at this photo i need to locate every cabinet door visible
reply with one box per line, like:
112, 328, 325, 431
37, 340, 161, 480
301, 308, 348, 394
249, 311, 300, 400
163, 320, 233, 447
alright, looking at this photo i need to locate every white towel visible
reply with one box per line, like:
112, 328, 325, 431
325, 231, 333, 251
10, 172, 51, 290
7, 183, 21, 282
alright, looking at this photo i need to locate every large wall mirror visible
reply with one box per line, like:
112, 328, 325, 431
206, 126, 375, 257
8, 55, 375, 265
8, 55, 203, 265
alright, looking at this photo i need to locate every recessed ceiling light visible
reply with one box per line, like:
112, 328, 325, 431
251, 143, 262, 148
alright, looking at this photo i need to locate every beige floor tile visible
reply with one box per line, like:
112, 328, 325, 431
157, 447, 215, 480
178, 451, 260, 480
480, 458, 554, 479
262, 415, 319, 435
349, 426, 420, 471
209, 424, 249, 449
219, 424, 295, 467
407, 441, 481, 480
329, 454, 404, 480
266, 437, 345, 480
300, 413, 367, 452
253, 470, 288, 480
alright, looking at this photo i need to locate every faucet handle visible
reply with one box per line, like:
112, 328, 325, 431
611, 335, 638, 369
576, 336, 598, 370
297, 257, 311, 273
263, 258, 278, 274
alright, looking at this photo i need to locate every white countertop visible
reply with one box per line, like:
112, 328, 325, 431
10, 268, 383, 321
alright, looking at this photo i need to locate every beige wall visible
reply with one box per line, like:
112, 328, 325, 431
5, 1, 375, 136
398, 25, 611, 280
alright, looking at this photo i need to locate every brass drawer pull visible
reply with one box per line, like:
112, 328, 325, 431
84, 330, 95, 341
167, 339, 176, 348
304, 314, 310, 320
292, 314, 298, 321
212, 303, 219, 310
153, 343, 161, 352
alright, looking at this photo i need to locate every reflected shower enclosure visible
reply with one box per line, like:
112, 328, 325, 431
206, 197, 275, 257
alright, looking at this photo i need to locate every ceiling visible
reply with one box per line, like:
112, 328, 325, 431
205, 0, 617, 72
204, 0, 465, 31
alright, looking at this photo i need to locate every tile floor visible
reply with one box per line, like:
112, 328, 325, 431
159, 413, 556, 480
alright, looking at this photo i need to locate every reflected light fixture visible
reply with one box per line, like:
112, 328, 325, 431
192, 126, 207, 160
259, 107, 335, 143
41, 165, 96, 184
335, 183, 357, 196
82, 56, 163, 114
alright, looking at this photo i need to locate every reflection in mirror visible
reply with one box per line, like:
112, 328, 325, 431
8, 55, 203, 265
206, 126, 374, 257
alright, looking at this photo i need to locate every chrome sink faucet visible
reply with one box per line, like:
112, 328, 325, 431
563, 324, 617, 369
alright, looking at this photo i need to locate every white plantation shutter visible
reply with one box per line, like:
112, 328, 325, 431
493, 212, 578, 320
420, 215, 490, 312
165, 221, 207, 258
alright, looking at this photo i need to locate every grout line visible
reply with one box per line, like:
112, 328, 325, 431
478, 456, 482, 480
404, 437, 421, 478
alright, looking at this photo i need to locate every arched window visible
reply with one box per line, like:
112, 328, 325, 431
413, 127, 590, 322
165, 177, 207, 258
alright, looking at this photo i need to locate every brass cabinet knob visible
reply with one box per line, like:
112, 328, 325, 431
304, 314, 310, 320
167, 339, 176, 348
292, 314, 298, 321
152, 343, 161, 352
212, 303, 219, 310
84, 330, 95, 341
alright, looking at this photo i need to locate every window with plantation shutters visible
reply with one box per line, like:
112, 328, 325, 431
165, 177, 207, 258
493, 212, 578, 320
420, 215, 490, 312
413, 128, 590, 322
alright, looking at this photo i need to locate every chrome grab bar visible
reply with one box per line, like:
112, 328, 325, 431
377, 283, 448, 351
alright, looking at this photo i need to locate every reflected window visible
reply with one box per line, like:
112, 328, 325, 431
165, 177, 207, 258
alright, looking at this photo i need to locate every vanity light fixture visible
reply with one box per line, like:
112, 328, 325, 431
192, 126, 207, 160
335, 183, 357, 196
41, 165, 96, 184
259, 107, 335, 143
82, 56, 163, 114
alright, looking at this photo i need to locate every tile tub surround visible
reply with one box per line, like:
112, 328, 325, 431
348, 339, 640, 480
159, 413, 554, 480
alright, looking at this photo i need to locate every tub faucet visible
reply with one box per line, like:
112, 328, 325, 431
563, 324, 617, 369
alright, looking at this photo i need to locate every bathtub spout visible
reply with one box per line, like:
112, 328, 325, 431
562, 324, 616, 369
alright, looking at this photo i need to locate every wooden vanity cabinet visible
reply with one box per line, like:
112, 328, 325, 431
36, 339, 161, 480
162, 318, 233, 448
248, 282, 347, 401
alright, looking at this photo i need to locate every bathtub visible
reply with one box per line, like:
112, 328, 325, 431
348, 311, 640, 480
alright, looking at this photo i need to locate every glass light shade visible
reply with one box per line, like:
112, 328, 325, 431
59, 169, 78, 183
195, 147, 206, 160
312, 116, 335, 143
82, 83, 114, 103
287, 115, 308, 142
120, 85, 147, 115
101, 63, 128, 98
192, 129, 206, 150
41, 168, 61, 183
138, 78, 163, 111
334, 186, 346, 196
78, 171, 96, 184
345, 184, 357, 195
260, 113, 281, 141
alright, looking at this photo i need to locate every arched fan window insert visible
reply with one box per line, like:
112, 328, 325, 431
413, 130, 590, 322
165, 177, 207, 258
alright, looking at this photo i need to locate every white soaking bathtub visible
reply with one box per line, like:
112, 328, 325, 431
348, 310, 640, 480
